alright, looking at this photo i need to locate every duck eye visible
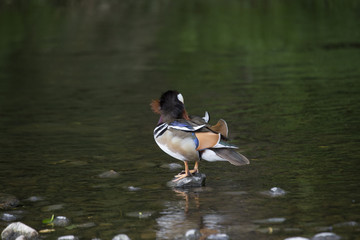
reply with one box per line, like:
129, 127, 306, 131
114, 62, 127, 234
177, 93, 184, 104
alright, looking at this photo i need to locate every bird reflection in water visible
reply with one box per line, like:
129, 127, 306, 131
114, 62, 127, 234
156, 187, 225, 240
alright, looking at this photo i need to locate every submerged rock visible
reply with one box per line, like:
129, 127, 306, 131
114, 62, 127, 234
333, 221, 358, 228
284, 237, 309, 240
53, 216, 71, 227
261, 187, 286, 197
25, 196, 44, 202
167, 173, 206, 188
1, 222, 38, 240
206, 233, 230, 240
58, 235, 79, 240
253, 217, 286, 224
0, 193, 20, 210
126, 186, 141, 191
0, 211, 22, 222
311, 232, 341, 240
126, 211, 154, 219
185, 229, 201, 240
112, 234, 131, 240
98, 170, 120, 178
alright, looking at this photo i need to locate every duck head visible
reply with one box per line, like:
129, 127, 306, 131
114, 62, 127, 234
151, 90, 190, 124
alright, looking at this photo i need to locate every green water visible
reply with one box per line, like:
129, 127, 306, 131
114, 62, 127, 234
1, 1, 360, 239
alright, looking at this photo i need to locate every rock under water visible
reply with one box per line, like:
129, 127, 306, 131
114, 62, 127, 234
0, 193, 20, 210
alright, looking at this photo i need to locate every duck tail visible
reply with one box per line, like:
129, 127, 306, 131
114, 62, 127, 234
201, 148, 250, 166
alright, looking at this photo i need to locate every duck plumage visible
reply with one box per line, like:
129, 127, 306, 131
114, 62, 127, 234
151, 90, 249, 181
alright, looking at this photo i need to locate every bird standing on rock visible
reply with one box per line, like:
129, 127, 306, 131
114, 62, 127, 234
151, 90, 249, 182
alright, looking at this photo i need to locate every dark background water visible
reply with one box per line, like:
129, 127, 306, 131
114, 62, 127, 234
1, 1, 360, 239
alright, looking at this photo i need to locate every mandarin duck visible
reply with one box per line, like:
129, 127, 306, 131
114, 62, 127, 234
151, 90, 249, 181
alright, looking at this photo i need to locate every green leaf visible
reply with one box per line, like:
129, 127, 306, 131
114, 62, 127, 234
42, 214, 54, 224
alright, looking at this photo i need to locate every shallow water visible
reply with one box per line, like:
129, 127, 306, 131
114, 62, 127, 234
1, 1, 360, 240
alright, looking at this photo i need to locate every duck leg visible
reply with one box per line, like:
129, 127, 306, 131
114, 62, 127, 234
190, 161, 199, 174
173, 161, 191, 182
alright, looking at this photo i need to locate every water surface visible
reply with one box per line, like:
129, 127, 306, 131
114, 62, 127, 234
0, 1, 360, 239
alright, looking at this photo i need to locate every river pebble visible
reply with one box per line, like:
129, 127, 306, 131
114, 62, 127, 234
53, 216, 71, 227
98, 170, 120, 178
25, 196, 44, 202
333, 221, 358, 228
253, 217, 286, 224
311, 232, 341, 240
185, 229, 201, 240
126, 211, 154, 219
206, 233, 230, 240
41, 204, 64, 212
112, 234, 131, 240
284, 237, 309, 240
0, 193, 20, 210
1, 222, 38, 240
1, 213, 18, 222
58, 235, 79, 240
127, 186, 141, 191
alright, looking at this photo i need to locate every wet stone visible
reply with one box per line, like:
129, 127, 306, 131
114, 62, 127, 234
53, 216, 71, 227
284, 237, 309, 240
15, 235, 26, 240
126, 186, 141, 191
206, 233, 230, 240
311, 232, 341, 240
260, 187, 286, 197
126, 211, 154, 219
333, 221, 358, 228
25, 196, 44, 202
253, 217, 286, 224
185, 229, 201, 240
58, 235, 79, 240
1, 222, 38, 240
167, 173, 206, 188
1, 213, 20, 222
0, 193, 20, 210
112, 234, 131, 240
98, 170, 120, 178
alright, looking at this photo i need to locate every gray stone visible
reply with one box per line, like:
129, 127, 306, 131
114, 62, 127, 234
206, 233, 230, 240
15, 236, 26, 240
1, 213, 18, 222
311, 232, 341, 240
57, 235, 79, 240
167, 173, 206, 188
53, 216, 71, 227
1, 222, 38, 240
0, 194, 20, 210
126, 211, 154, 219
126, 186, 141, 191
41, 204, 64, 212
260, 187, 286, 197
284, 237, 309, 240
333, 221, 358, 228
112, 234, 131, 240
253, 217, 286, 224
25, 196, 44, 202
185, 229, 201, 240
98, 170, 120, 178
